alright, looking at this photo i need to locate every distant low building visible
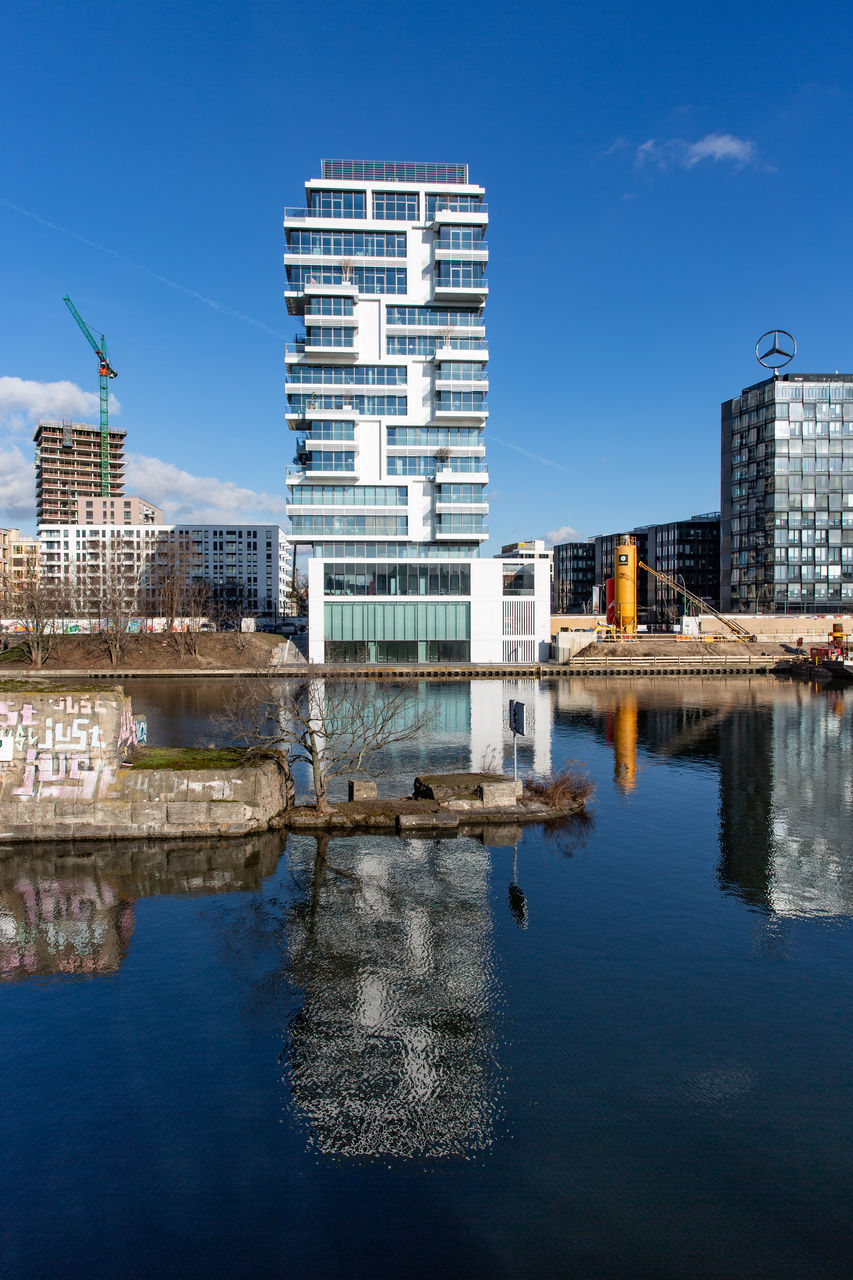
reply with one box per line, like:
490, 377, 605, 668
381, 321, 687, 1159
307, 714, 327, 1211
551, 514, 721, 622
72, 495, 163, 525
38, 523, 292, 621
552, 541, 595, 613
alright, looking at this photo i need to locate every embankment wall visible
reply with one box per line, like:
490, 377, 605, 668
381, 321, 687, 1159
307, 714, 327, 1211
0, 688, 283, 842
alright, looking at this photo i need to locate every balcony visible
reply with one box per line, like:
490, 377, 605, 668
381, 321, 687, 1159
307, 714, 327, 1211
434, 465, 488, 483
284, 278, 359, 317
434, 377, 489, 393
435, 523, 489, 541
435, 500, 489, 516
285, 336, 359, 364
433, 276, 489, 303
432, 344, 488, 362
285, 403, 360, 429
434, 243, 489, 261
430, 202, 489, 227
432, 399, 489, 422
283, 206, 367, 223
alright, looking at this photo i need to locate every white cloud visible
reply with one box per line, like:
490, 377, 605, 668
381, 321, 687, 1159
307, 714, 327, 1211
0, 444, 36, 524
0, 376, 120, 432
635, 132, 759, 171
126, 453, 288, 525
545, 524, 581, 546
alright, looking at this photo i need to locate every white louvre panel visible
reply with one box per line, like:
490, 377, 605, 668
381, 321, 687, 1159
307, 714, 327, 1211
503, 599, 534, 636
503, 639, 534, 662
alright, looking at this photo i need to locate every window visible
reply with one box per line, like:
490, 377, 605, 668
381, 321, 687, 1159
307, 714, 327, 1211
435, 391, 487, 412
305, 328, 355, 348
386, 306, 483, 327
305, 296, 355, 316
387, 454, 483, 475
387, 426, 481, 446
426, 194, 483, 216
436, 261, 486, 287
437, 362, 486, 381
288, 394, 407, 416
437, 226, 485, 249
387, 335, 485, 354
373, 191, 419, 220
287, 365, 405, 386
436, 484, 486, 504
309, 190, 366, 218
290, 515, 408, 535
287, 230, 406, 257
290, 485, 405, 506
323, 562, 470, 596
303, 421, 355, 440
286, 266, 406, 294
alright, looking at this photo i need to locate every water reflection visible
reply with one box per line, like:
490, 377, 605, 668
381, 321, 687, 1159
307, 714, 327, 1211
0, 833, 283, 979
718, 684, 853, 917
282, 833, 502, 1161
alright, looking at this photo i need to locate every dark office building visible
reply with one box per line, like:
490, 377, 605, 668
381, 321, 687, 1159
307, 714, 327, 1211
721, 373, 853, 613
552, 541, 595, 613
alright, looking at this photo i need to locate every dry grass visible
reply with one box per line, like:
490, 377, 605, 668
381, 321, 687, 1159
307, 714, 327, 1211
523, 762, 594, 810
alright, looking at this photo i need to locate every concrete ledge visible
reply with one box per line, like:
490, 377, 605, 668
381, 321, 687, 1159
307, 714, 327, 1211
397, 810, 460, 834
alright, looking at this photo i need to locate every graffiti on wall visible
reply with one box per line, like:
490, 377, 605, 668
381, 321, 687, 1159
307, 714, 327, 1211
0, 693, 136, 802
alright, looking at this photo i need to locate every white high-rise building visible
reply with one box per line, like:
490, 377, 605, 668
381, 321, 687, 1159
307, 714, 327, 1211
284, 159, 549, 663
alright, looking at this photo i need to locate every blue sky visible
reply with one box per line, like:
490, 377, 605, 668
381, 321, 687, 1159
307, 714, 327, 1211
3, 0, 853, 548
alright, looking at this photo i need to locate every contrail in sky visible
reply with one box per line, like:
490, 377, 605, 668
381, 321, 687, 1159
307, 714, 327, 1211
0, 197, 286, 340
489, 432, 574, 474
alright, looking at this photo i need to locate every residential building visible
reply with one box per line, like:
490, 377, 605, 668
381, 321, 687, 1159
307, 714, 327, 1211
0, 528, 40, 608
72, 496, 163, 525
38, 523, 292, 621
721, 373, 853, 613
284, 159, 550, 662
552, 541, 596, 613
34, 420, 126, 525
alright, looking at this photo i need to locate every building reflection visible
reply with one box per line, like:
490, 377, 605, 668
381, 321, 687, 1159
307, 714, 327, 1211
283, 833, 501, 1161
0, 833, 282, 980
719, 685, 853, 917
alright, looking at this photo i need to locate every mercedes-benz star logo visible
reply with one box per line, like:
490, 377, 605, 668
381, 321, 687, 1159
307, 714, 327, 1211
755, 329, 797, 369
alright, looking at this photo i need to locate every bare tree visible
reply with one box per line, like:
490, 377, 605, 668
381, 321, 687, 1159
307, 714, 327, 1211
5, 565, 71, 667
290, 569, 309, 616
83, 535, 144, 665
155, 533, 211, 657
221, 678, 433, 813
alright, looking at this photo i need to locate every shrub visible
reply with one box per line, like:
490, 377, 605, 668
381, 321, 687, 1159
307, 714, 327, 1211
523, 762, 594, 810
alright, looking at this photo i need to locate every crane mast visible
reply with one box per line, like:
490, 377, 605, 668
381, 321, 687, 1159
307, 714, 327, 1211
63, 295, 118, 495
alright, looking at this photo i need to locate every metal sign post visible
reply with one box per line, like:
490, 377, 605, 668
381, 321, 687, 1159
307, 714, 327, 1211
508, 699, 525, 781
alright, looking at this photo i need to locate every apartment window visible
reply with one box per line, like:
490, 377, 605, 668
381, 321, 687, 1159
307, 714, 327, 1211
301, 451, 356, 472
435, 514, 486, 533
437, 226, 485, 249
305, 296, 355, 316
435, 391, 487, 412
290, 485, 405, 506
425, 194, 483, 216
436, 484, 486, 504
303, 421, 355, 441
387, 454, 483, 475
323, 562, 470, 596
372, 191, 419, 220
304, 328, 355, 348
287, 365, 405, 386
387, 427, 480, 446
309, 190, 366, 218
286, 265, 406, 294
290, 515, 408, 535
287, 230, 406, 257
386, 306, 482, 327
288, 394, 407, 416
437, 362, 486, 381
436, 261, 486, 287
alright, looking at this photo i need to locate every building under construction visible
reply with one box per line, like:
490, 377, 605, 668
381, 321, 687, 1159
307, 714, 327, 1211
34, 420, 126, 527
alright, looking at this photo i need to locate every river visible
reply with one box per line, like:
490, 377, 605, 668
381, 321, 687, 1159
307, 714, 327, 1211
1, 675, 851, 1278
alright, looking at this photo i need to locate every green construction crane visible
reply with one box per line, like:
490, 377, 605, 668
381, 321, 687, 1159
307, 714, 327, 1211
63, 294, 118, 494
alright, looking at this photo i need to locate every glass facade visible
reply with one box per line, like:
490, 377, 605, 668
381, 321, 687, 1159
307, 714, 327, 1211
722, 375, 853, 613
